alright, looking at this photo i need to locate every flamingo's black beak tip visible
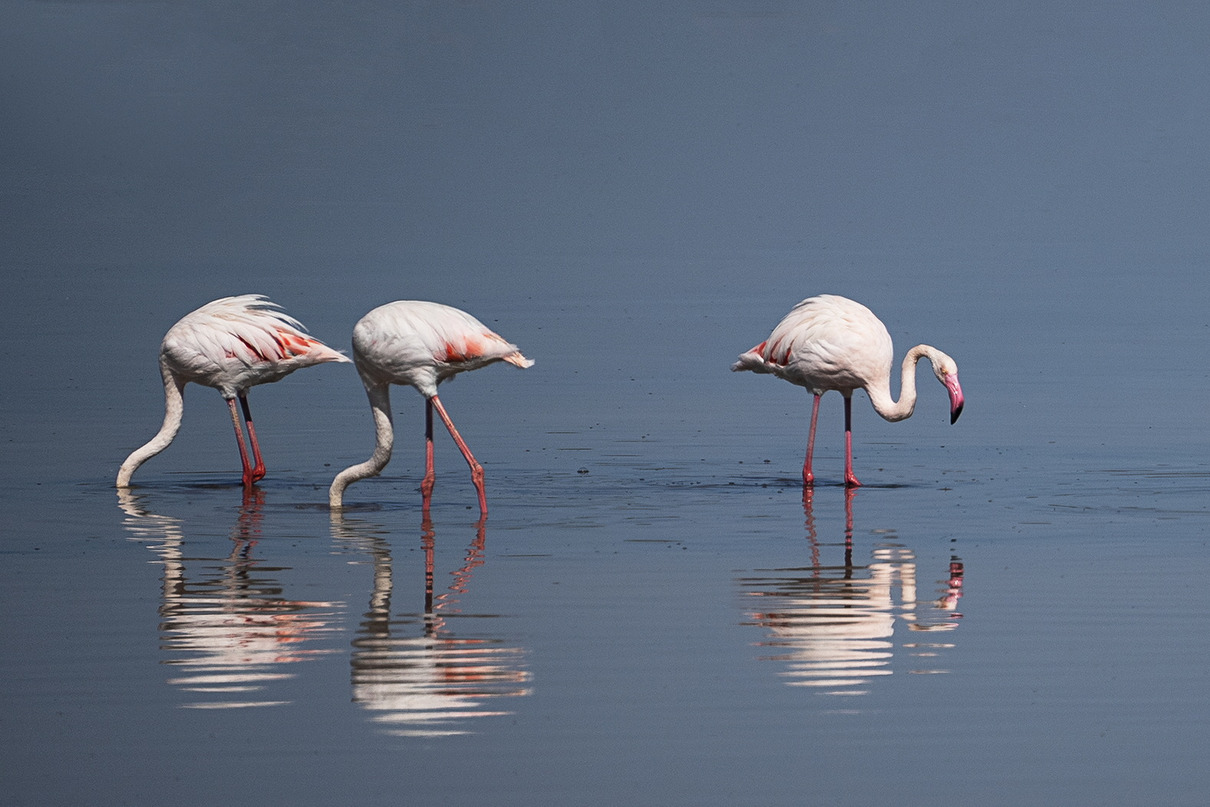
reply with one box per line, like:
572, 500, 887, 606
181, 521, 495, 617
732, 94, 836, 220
944, 374, 964, 425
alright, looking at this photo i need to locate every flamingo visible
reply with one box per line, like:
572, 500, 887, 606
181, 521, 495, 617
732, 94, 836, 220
328, 301, 534, 513
732, 294, 964, 487
116, 295, 350, 488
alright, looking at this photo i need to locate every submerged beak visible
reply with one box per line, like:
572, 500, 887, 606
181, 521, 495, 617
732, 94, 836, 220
945, 373, 964, 424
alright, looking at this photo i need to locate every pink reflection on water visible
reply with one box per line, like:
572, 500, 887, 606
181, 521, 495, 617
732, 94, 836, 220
119, 488, 341, 709
331, 512, 531, 738
740, 487, 965, 697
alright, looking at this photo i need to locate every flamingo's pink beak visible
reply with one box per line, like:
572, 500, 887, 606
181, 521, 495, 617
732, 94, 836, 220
945, 373, 964, 424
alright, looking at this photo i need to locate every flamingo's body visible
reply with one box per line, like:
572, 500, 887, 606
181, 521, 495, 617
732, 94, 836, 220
329, 301, 534, 513
732, 294, 964, 487
117, 295, 350, 488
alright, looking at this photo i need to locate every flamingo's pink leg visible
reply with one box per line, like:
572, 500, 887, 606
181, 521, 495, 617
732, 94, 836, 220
239, 395, 266, 484
227, 398, 257, 487
430, 394, 488, 515
843, 395, 861, 488
803, 393, 821, 486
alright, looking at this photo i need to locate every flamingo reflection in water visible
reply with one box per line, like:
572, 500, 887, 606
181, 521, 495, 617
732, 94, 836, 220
118, 489, 341, 708
739, 488, 965, 697
330, 513, 531, 737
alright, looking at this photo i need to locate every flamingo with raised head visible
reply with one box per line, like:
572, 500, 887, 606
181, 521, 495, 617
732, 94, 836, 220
328, 301, 534, 513
117, 295, 350, 488
732, 294, 964, 487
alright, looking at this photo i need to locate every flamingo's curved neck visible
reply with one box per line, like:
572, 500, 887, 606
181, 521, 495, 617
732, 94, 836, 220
866, 345, 935, 423
329, 383, 395, 507
117, 362, 187, 487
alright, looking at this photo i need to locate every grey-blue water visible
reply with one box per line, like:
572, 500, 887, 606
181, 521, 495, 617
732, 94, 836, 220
4, 3, 1210, 805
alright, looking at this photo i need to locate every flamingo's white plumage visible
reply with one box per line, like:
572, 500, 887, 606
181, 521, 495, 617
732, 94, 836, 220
328, 301, 534, 513
732, 294, 964, 487
117, 295, 350, 488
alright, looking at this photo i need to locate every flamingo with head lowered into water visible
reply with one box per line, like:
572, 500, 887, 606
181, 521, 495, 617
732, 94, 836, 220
732, 294, 964, 487
117, 294, 350, 488
328, 300, 534, 514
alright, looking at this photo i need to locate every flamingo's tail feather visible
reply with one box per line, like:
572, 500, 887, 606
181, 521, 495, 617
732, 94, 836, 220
732, 342, 773, 374
503, 352, 535, 369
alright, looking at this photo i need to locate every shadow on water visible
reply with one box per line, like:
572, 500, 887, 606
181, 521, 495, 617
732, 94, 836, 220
329, 512, 532, 738
738, 487, 965, 699
117, 488, 342, 709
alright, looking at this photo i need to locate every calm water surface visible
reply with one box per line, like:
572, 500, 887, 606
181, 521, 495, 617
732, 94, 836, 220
5, 269, 1209, 805
5, 3, 1210, 805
